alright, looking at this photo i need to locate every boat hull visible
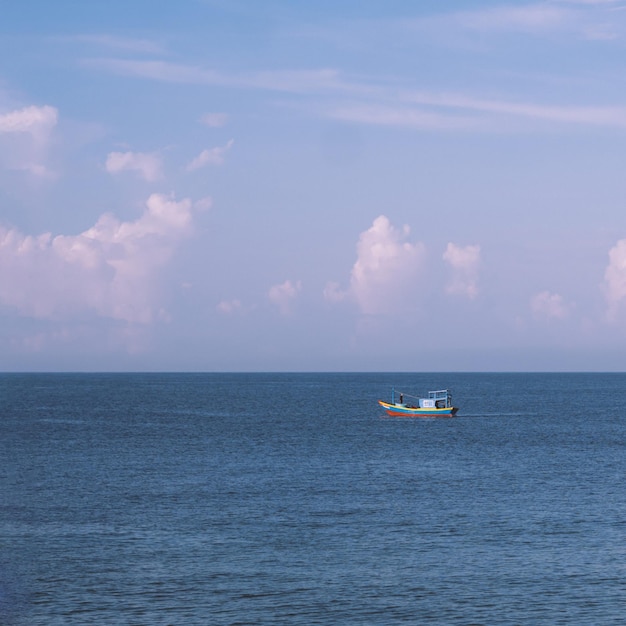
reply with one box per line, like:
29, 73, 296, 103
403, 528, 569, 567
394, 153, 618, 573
378, 400, 458, 417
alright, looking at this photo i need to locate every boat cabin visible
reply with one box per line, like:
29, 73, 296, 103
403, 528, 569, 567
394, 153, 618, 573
419, 389, 453, 409
393, 388, 453, 409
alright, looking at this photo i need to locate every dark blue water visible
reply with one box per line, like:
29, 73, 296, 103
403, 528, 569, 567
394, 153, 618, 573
1, 373, 625, 624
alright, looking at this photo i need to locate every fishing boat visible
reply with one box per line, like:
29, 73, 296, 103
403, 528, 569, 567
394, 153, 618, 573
378, 388, 458, 417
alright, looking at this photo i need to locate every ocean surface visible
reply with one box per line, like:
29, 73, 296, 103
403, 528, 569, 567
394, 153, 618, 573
1, 372, 625, 625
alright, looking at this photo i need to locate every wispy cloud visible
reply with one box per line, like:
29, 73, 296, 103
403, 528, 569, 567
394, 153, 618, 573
83, 58, 350, 95
329, 104, 481, 131
80, 9, 626, 138
453, 4, 572, 34
70, 34, 165, 55
413, 1, 625, 40
88, 56, 626, 133
407, 92, 626, 127
329, 92, 626, 132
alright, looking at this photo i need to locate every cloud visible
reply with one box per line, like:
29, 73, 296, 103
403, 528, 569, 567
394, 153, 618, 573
186, 139, 234, 171
84, 51, 626, 133
0, 104, 59, 176
70, 34, 164, 55
454, 5, 571, 34
443, 243, 481, 298
331, 93, 626, 132
217, 299, 242, 314
330, 104, 481, 132
418, 1, 624, 40
105, 150, 162, 181
558, 0, 621, 4
84, 58, 348, 95
531, 290, 570, 319
323, 281, 346, 303
407, 92, 626, 128
194, 196, 213, 211
0, 105, 58, 135
0, 193, 193, 324
268, 279, 302, 315
603, 238, 626, 318
200, 112, 229, 128
327, 215, 426, 316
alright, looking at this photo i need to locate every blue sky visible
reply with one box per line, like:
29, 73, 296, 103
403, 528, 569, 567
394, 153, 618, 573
3, 0, 626, 371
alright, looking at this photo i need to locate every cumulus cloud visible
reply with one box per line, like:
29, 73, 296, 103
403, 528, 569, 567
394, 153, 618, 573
0, 104, 59, 176
268, 279, 302, 315
531, 290, 570, 319
443, 243, 481, 298
105, 150, 162, 181
217, 299, 242, 314
0, 193, 193, 324
0, 105, 58, 135
326, 215, 426, 316
603, 238, 626, 318
186, 139, 234, 170
200, 112, 229, 127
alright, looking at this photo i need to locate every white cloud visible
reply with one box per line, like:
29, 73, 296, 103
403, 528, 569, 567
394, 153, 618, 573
71, 34, 164, 55
455, 5, 571, 34
268, 279, 302, 315
422, 1, 623, 40
186, 140, 234, 170
323, 281, 346, 303
85, 52, 626, 133
603, 238, 626, 318
531, 290, 570, 319
0, 105, 58, 135
557, 0, 621, 4
406, 92, 626, 128
330, 104, 480, 132
217, 299, 242, 314
0, 105, 59, 176
331, 94, 626, 132
194, 196, 213, 211
84, 58, 348, 95
0, 193, 193, 324
105, 150, 162, 181
443, 243, 481, 298
200, 112, 229, 127
326, 215, 426, 316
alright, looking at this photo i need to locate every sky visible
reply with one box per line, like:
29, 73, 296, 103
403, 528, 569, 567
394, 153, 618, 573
3, 0, 626, 371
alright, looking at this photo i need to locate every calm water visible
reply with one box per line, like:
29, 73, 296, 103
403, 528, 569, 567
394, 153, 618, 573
1, 373, 625, 624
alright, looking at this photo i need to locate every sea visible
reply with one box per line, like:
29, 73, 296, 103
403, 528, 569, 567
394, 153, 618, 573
1, 372, 625, 625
